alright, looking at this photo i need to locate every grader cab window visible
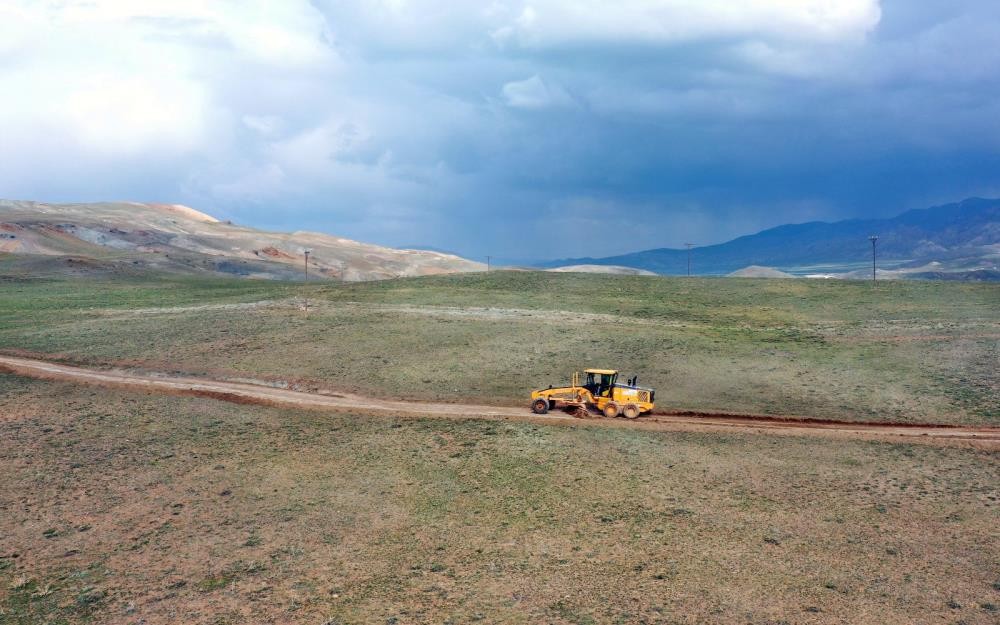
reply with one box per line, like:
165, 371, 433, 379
599, 373, 617, 396
584, 372, 616, 397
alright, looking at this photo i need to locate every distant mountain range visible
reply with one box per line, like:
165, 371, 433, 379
0, 200, 483, 281
3, 198, 998, 282
538, 198, 1000, 279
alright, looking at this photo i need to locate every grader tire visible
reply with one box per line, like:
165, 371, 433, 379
603, 402, 620, 419
531, 398, 549, 414
623, 404, 640, 419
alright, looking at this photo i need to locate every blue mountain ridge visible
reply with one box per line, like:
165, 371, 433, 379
537, 198, 1000, 276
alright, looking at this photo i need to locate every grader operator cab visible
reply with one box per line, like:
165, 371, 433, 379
530, 369, 655, 419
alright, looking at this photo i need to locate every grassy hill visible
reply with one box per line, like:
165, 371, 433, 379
0, 270, 996, 425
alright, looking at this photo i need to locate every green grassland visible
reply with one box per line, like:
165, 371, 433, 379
0, 271, 996, 424
1, 375, 997, 625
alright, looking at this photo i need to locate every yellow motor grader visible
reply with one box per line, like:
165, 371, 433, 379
530, 369, 655, 419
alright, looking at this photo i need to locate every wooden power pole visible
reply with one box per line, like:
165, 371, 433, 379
868, 236, 878, 284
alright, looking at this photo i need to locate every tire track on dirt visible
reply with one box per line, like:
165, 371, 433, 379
1, 355, 997, 447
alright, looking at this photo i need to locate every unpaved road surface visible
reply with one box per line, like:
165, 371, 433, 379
1, 354, 998, 447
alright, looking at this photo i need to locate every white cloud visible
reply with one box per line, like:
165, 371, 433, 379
26, 0, 337, 68
492, 0, 882, 47
502, 75, 574, 109
271, 121, 374, 176
242, 115, 286, 137
62, 75, 210, 155
211, 163, 288, 200
0, 0, 336, 159
212, 116, 419, 206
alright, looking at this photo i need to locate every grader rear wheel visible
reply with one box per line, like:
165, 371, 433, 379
623, 404, 640, 419
602, 402, 620, 419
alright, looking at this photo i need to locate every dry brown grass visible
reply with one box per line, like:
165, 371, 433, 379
1, 375, 997, 624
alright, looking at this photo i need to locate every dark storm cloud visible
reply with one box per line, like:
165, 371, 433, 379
1, 0, 998, 259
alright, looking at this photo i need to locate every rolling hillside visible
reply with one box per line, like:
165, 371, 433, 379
541, 198, 1000, 278
0, 200, 483, 281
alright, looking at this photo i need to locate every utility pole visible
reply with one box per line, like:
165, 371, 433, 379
487, 255, 491, 273
303, 250, 311, 312
868, 236, 878, 284
685, 243, 694, 277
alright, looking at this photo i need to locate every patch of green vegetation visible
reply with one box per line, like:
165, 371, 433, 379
549, 600, 597, 625
0, 272, 290, 328
319, 271, 997, 327
197, 575, 232, 592
0, 575, 101, 625
197, 560, 266, 593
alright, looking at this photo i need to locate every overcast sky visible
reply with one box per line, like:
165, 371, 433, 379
1, 1, 999, 260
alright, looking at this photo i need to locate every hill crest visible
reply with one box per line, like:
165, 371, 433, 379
0, 200, 483, 281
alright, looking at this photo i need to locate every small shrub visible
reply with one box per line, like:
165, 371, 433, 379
76, 588, 105, 606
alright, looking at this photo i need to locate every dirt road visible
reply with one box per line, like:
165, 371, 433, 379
1, 354, 997, 447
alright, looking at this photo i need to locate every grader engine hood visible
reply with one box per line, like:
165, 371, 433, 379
614, 384, 655, 404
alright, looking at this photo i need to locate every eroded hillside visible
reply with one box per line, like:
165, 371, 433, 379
0, 200, 484, 281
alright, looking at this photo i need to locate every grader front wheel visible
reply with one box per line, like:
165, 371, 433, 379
531, 398, 549, 414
